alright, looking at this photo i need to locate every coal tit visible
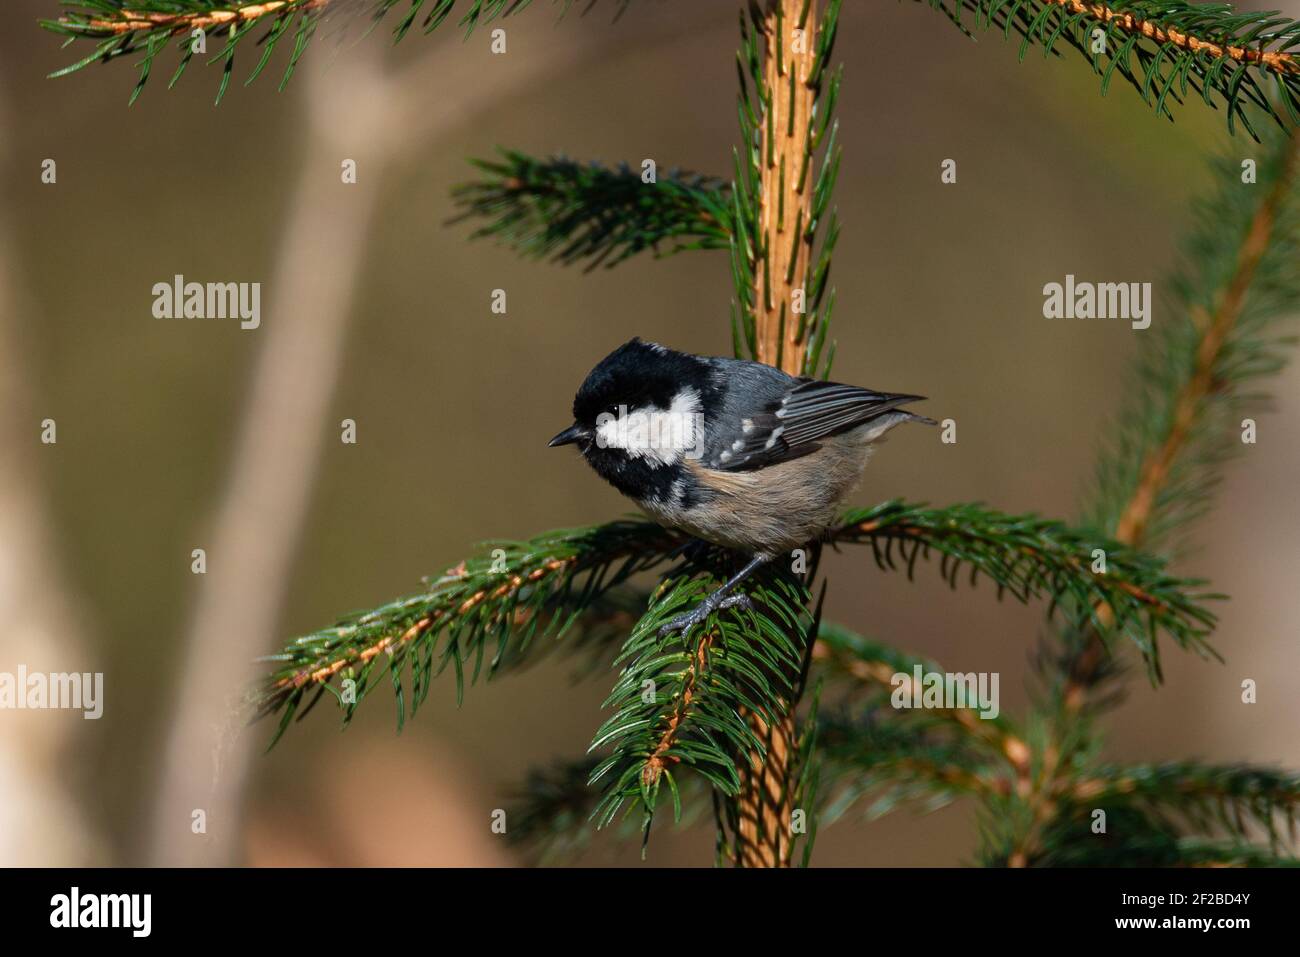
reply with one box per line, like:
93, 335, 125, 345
549, 338, 934, 635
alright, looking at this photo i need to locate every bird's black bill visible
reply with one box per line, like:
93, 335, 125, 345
548, 423, 587, 448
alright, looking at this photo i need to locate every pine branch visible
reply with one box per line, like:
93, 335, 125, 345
504, 708, 987, 864
1071, 761, 1300, 847
1043, 835, 1296, 866
987, 804, 1297, 866
816, 616, 1019, 743
254, 520, 682, 745
506, 757, 603, 862
506, 754, 711, 863
832, 500, 1220, 680
51, 0, 331, 35
485, 583, 647, 677
42, 0, 634, 103
449, 150, 733, 270
508, 751, 1300, 864
814, 622, 1027, 763
586, 559, 814, 844
919, 1, 1300, 137
504, 619, 1017, 861
812, 622, 1028, 820
817, 708, 1006, 820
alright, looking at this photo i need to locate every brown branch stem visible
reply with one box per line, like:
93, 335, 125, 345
811, 639, 1032, 778
1055, 0, 1300, 77
76, 1, 331, 36
732, 0, 822, 868
643, 630, 716, 786
752, 0, 818, 373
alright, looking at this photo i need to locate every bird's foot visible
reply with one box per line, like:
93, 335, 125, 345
657, 592, 753, 638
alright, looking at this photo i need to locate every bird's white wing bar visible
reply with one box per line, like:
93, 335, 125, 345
711, 379, 926, 471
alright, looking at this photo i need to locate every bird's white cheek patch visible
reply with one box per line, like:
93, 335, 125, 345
594, 388, 705, 467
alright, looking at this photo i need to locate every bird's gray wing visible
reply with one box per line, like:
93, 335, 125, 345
706, 376, 929, 472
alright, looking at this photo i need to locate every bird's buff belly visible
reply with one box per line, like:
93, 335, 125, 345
646, 437, 873, 555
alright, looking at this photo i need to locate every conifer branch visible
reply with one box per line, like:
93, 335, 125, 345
506, 614, 1034, 861
586, 562, 814, 840
984, 738, 1300, 867
55, 0, 331, 35
983, 758, 1300, 866
254, 520, 682, 745
818, 711, 1008, 814
832, 500, 1219, 679
505, 640, 1002, 861
502, 714, 989, 864
507, 757, 604, 862
498, 629, 1300, 864
814, 622, 1027, 766
982, 800, 1297, 866
920, 0, 1300, 136
1073, 761, 1300, 846
42, 0, 634, 102
813, 623, 1025, 819
450, 150, 733, 270
507, 755, 713, 863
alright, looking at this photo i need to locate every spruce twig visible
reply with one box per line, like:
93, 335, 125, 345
919, 0, 1300, 136
450, 150, 733, 269
41, 0, 635, 101
254, 521, 683, 744
833, 500, 1219, 679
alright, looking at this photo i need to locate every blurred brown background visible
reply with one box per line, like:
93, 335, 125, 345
1, 0, 1297, 866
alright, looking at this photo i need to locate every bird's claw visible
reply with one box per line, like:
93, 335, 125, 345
717, 594, 754, 612
657, 593, 754, 638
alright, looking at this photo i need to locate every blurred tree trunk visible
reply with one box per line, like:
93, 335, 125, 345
0, 82, 102, 865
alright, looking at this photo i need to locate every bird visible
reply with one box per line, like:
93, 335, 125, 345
549, 338, 934, 636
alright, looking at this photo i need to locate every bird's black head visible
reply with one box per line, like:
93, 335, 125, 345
549, 338, 717, 500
